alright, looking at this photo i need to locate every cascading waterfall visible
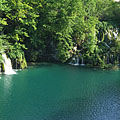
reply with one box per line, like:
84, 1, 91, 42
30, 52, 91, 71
81, 57, 85, 66
69, 52, 86, 66
2, 53, 16, 75
68, 57, 75, 65
69, 56, 80, 66
74, 57, 79, 66
111, 54, 114, 64
79, 53, 85, 66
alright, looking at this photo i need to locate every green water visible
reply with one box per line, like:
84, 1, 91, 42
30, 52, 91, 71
0, 63, 120, 120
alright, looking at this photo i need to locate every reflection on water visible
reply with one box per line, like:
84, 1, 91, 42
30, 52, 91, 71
3, 75, 14, 114
3, 75, 13, 97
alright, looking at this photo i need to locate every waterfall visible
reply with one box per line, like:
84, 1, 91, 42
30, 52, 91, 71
81, 57, 85, 66
2, 54, 16, 75
69, 57, 75, 65
69, 54, 86, 66
74, 57, 79, 66
113, 32, 118, 39
114, 0, 120, 2
69, 57, 79, 66
111, 54, 114, 64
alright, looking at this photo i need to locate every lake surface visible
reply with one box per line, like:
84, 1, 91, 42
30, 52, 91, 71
0, 63, 120, 120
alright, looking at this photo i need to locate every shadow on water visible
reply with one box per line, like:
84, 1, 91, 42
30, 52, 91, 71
27, 62, 58, 69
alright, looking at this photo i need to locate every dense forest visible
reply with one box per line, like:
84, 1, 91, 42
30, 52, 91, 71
0, 0, 120, 69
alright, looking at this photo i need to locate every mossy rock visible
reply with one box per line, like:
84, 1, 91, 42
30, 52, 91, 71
111, 65, 119, 70
20, 57, 27, 69
17, 55, 27, 69
1, 63, 5, 72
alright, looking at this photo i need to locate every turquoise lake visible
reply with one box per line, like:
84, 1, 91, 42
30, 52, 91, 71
0, 63, 120, 120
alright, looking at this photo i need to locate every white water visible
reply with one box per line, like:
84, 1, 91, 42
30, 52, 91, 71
115, 0, 120, 2
74, 57, 79, 66
69, 57, 79, 66
81, 57, 85, 66
2, 54, 16, 75
69, 54, 85, 66
113, 32, 118, 39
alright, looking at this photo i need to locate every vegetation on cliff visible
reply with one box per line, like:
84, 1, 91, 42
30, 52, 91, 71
0, 0, 120, 68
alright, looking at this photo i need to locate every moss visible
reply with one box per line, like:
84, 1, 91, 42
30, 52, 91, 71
20, 57, 27, 69
1, 63, 5, 72
17, 54, 27, 69
111, 65, 119, 70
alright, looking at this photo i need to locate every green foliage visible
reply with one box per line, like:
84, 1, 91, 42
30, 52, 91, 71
0, 0, 120, 68
0, 0, 39, 67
